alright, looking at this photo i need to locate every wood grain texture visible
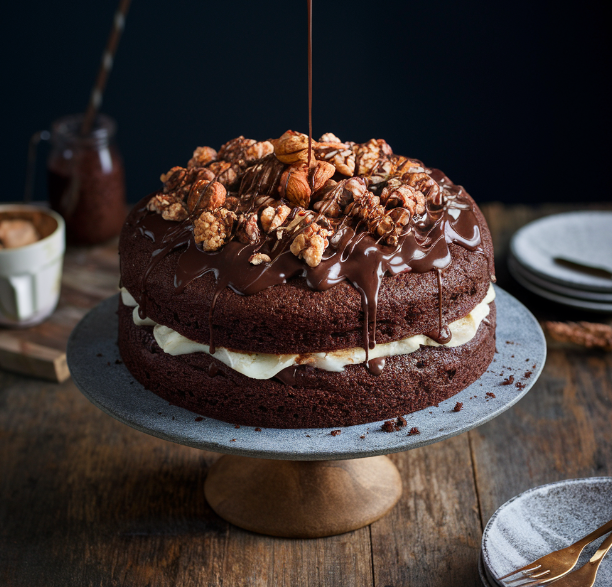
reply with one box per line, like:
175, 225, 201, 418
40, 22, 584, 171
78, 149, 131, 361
371, 436, 483, 587
205, 455, 401, 538
1, 204, 611, 586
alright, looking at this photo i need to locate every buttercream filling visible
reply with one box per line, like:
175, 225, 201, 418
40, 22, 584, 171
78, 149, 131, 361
120, 284, 495, 380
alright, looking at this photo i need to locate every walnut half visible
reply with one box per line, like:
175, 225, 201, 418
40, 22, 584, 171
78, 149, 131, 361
193, 208, 237, 251
290, 223, 333, 267
147, 193, 188, 221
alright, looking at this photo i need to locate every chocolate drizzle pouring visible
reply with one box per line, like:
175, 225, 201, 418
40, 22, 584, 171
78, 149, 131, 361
131, 178, 485, 365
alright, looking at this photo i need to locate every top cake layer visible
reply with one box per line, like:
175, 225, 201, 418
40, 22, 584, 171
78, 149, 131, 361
119, 131, 495, 355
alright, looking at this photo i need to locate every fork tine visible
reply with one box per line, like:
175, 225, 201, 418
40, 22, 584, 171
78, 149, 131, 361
499, 564, 543, 580
525, 569, 551, 579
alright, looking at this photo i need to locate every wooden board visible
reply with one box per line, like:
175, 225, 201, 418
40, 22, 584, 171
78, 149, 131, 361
0, 239, 120, 382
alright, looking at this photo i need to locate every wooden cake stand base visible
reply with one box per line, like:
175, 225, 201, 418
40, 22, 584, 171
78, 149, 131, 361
204, 455, 402, 538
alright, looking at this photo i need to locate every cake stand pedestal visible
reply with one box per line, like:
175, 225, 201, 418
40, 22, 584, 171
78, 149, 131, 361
205, 455, 401, 538
67, 286, 545, 538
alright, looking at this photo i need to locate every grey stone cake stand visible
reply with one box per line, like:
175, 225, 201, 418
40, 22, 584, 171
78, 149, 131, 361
67, 286, 546, 538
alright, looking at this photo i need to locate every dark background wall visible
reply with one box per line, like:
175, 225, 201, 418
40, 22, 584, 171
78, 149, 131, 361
3, 0, 610, 205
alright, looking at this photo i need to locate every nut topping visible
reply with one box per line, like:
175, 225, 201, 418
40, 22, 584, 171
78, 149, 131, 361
260, 203, 291, 233
160, 166, 187, 195
218, 136, 256, 165
187, 146, 217, 169
236, 212, 261, 244
240, 155, 286, 198
402, 172, 441, 206
318, 132, 342, 143
208, 160, 240, 188
279, 163, 312, 208
147, 193, 188, 221
290, 223, 334, 267
311, 160, 336, 192
313, 177, 366, 217
193, 208, 237, 251
278, 160, 335, 209
354, 139, 393, 176
147, 131, 464, 268
245, 141, 274, 163
376, 207, 412, 246
187, 180, 227, 214
249, 253, 271, 265
272, 130, 314, 165
380, 180, 426, 215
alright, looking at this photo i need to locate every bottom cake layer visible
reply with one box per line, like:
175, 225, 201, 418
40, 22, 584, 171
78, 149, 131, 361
118, 301, 497, 428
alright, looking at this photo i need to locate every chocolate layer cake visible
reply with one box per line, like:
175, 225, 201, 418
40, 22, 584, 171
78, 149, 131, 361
118, 131, 496, 428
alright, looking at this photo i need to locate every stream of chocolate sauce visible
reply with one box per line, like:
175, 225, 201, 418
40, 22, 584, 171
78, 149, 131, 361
307, 0, 313, 169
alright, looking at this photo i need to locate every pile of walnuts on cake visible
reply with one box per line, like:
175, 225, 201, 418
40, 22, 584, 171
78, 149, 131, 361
147, 131, 442, 267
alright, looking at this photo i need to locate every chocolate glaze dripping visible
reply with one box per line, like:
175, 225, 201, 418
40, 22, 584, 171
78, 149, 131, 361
132, 178, 485, 357
367, 357, 386, 376
428, 268, 452, 345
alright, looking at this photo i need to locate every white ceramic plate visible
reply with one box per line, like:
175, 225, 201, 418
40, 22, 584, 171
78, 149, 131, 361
509, 257, 612, 313
509, 254, 612, 302
482, 477, 612, 586
510, 212, 612, 293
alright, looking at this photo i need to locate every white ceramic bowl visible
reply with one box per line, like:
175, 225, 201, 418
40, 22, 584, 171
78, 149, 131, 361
0, 204, 65, 327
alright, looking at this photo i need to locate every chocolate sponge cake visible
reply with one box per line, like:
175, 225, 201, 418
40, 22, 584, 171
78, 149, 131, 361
118, 131, 496, 428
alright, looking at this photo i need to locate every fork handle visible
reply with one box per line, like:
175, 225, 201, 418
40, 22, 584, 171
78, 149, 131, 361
588, 531, 612, 564
574, 518, 612, 550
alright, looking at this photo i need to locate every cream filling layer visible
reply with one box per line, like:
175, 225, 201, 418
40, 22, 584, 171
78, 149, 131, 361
120, 283, 495, 380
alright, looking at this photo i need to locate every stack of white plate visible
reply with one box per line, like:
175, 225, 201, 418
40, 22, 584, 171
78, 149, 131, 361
509, 211, 612, 313
479, 477, 612, 586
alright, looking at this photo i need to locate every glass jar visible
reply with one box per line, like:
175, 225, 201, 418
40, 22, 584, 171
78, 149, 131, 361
46, 113, 126, 245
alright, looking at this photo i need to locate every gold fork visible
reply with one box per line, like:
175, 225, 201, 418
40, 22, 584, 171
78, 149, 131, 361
542, 531, 612, 587
498, 518, 612, 586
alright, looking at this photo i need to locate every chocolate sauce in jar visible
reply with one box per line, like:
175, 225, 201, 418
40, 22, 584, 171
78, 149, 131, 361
47, 114, 127, 245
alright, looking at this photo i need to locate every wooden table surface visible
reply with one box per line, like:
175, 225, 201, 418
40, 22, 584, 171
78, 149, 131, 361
1, 204, 611, 587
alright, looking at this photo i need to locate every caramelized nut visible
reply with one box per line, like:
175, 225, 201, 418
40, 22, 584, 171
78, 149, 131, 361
380, 181, 425, 215
187, 180, 227, 214
290, 223, 333, 267
218, 136, 256, 165
318, 132, 342, 143
187, 146, 217, 168
249, 252, 271, 265
236, 212, 261, 244
193, 208, 237, 251
279, 163, 312, 208
260, 203, 291, 233
245, 141, 274, 162
160, 166, 187, 194
273, 130, 313, 164
147, 193, 188, 221
402, 172, 441, 205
